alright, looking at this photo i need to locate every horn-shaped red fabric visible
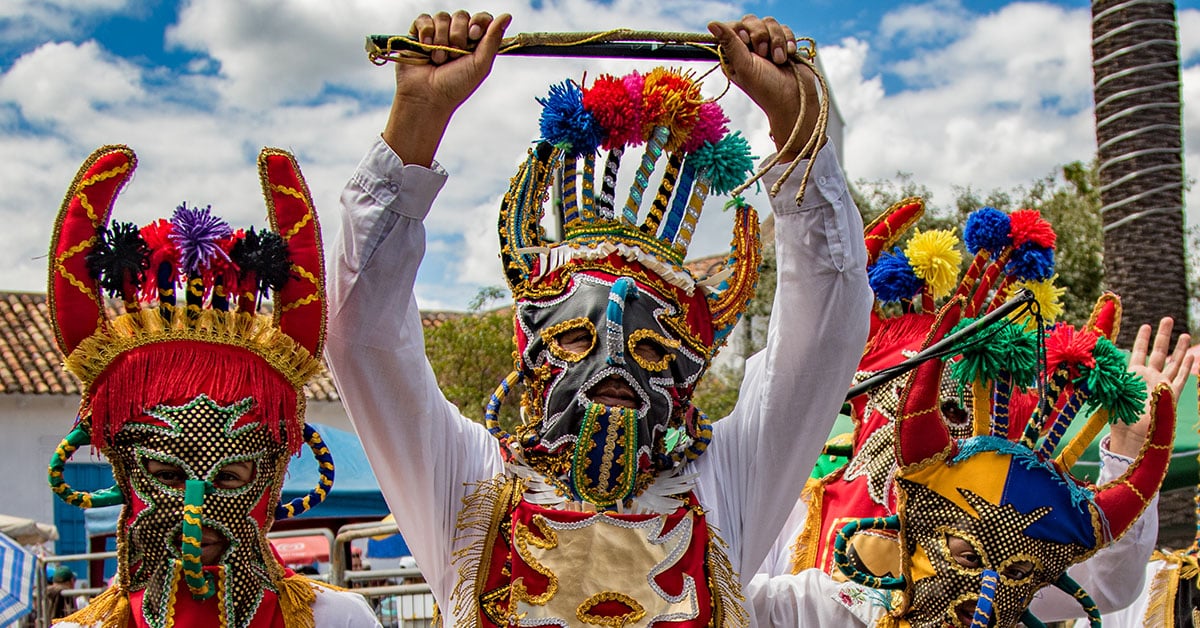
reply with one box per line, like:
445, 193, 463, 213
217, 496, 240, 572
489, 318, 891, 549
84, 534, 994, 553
49, 145, 137, 354
863, 197, 924, 265
894, 298, 965, 467
707, 204, 760, 346
259, 148, 325, 357
1092, 383, 1175, 542
1086, 292, 1121, 340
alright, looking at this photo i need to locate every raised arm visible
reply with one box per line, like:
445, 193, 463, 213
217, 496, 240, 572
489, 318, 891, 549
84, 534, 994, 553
324, 10, 511, 600
693, 15, 873, 581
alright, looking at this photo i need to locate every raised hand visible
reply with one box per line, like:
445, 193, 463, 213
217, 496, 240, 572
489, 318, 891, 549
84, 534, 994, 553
382, 10, 511, 167
1108, 317, 1193, 458
707, 15, 817, 162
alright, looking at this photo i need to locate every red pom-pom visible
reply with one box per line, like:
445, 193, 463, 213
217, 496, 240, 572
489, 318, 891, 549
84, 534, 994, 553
1009, 209, 1056, 249
138, 219, 179, 302
583, 74, 642, 149
1045, 325, 1097, 375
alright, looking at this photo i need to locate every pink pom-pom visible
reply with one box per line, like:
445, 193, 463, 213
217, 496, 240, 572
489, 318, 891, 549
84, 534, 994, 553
621, 72, 646, 146
680, 101, 729, 153
1009, 209, 1056, 249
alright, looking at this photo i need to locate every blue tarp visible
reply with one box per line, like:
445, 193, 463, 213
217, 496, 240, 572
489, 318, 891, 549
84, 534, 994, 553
84, 423, 390, 537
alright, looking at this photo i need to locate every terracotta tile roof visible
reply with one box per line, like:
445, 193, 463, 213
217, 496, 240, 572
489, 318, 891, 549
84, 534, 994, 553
0, 292, 459, 402
683, 213, 775, 279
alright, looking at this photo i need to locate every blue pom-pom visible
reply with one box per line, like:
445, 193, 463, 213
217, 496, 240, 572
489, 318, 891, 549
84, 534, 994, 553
1005, 243, 1055, 281
964, 207, 1011, 255
868, 249, 924, 303
537, 81, 602, 159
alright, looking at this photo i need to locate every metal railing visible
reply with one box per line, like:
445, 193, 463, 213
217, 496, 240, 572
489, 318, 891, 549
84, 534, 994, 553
30, 522, 434, 628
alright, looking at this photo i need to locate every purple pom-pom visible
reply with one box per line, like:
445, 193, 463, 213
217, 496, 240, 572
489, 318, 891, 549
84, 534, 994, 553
964, 207, 1011, 255
1005, 243, 1055, 281
537, 81, 602, 159
170, 203, 232, 275
868, 249, 924, 303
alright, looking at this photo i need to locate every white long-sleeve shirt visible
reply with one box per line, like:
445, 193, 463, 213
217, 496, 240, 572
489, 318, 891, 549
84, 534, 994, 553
325, 136, 872, 626
751, 440, 1159, 625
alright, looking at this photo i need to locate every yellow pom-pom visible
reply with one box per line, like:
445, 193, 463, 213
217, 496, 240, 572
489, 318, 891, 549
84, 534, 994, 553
903, 229, 962, 299
1008, 277, 1065, 328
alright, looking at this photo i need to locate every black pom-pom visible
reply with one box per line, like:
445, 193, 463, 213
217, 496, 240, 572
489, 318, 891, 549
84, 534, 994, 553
86, 221, 151, 298
230, 228, 292, 297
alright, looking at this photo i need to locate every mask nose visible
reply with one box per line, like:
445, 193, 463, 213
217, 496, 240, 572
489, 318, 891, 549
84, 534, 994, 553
605, 277, 639, 366
181, 479, 217, 599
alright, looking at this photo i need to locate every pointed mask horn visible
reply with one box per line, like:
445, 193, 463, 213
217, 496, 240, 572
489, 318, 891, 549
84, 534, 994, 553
1086, 292, 1121, 341
864, 197, 924, 265
1092, 383, 1175, 542
894, 297, 965, 467
50, 145, 138, 355
259, 148, 325, 356
707, 201, 761, 350
499, 142, 557, 296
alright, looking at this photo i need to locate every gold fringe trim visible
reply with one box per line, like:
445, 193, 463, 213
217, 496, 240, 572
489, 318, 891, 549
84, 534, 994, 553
55, 585, 131, 628
706, 525, 748, 628
450, 474, 523, 626
279, 574, 319, 628
1142, 555, 1182, 628
65, 306, 322, 390
789, 478, 824, 574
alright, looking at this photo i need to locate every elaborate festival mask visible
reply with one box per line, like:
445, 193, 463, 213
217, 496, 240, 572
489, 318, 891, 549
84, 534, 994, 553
488, 69, 761, 508
46, 145, 332, 628
833, 296, 1174, 628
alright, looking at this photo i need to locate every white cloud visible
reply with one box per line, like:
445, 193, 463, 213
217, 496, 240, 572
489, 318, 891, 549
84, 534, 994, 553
0, 41, 144, 123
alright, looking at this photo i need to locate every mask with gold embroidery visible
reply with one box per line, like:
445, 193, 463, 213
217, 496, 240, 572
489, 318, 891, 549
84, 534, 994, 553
45, 145, 332, 628
489, 69, 761, 509
833, 294, 1174, 628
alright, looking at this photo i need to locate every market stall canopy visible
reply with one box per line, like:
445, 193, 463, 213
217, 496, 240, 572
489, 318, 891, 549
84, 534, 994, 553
84, 423, 389, 537
0, 515, 58, 546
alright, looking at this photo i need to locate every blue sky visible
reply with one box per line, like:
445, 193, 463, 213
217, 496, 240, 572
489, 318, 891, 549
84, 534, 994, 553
1, 0, 1198, 310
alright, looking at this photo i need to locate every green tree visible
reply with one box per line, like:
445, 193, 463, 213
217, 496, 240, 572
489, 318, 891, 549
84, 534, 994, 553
423, 288, 521, 431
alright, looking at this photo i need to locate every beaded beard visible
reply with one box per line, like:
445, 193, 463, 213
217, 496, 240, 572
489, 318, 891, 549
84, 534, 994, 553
491, 68, 761, 510
831, 293, 1174, 628
46, 145, 332, 628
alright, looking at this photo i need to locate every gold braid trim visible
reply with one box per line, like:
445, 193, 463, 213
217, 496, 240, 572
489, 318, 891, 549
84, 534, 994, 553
279, 574, 319, 628
55, 585, 131, 628
706, 524, 748, 628
65, 306, 322, 390
451, 474, 523, 626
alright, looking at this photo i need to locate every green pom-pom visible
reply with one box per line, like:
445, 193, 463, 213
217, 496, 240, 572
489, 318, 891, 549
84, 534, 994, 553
1082, 338, 1147, 425
690, 132, 755, 196
947, 318, 1040, 387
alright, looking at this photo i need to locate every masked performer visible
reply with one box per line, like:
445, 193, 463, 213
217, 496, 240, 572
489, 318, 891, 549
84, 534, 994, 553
759, 201, 1186, 621
325, 10, 871, 627
747, 292, 1176, 627
45, 145, 380, 628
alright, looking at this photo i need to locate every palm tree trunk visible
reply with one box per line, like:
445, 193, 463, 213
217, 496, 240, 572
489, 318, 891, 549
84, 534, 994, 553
1092, 0, 1189, 343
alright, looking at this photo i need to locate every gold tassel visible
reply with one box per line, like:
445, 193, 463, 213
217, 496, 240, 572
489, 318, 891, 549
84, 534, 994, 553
705, 526, 748, 628
56, 585, 131, 628
278, 575, 318, 628
450, 474, 522, 626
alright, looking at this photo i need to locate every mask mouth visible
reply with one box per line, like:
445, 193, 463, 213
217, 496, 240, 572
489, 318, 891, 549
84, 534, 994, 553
586, 374, 640, 409
953, 598, 979, 627
175, 526, 232, 566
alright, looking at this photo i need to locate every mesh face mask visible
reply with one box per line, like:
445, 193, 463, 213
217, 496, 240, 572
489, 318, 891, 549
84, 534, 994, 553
46, 145, 332, 628
833, 294, 1174, 628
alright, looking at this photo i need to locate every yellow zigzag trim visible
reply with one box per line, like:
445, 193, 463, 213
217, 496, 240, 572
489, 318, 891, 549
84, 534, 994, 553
56, 237, 100, 303
280, 292, 319, 314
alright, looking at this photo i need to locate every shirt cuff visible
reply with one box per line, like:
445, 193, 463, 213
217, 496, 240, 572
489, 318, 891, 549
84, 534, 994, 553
1098, 435, 1133, 478
761, 142, 847, 216
348, 136, 449, 221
